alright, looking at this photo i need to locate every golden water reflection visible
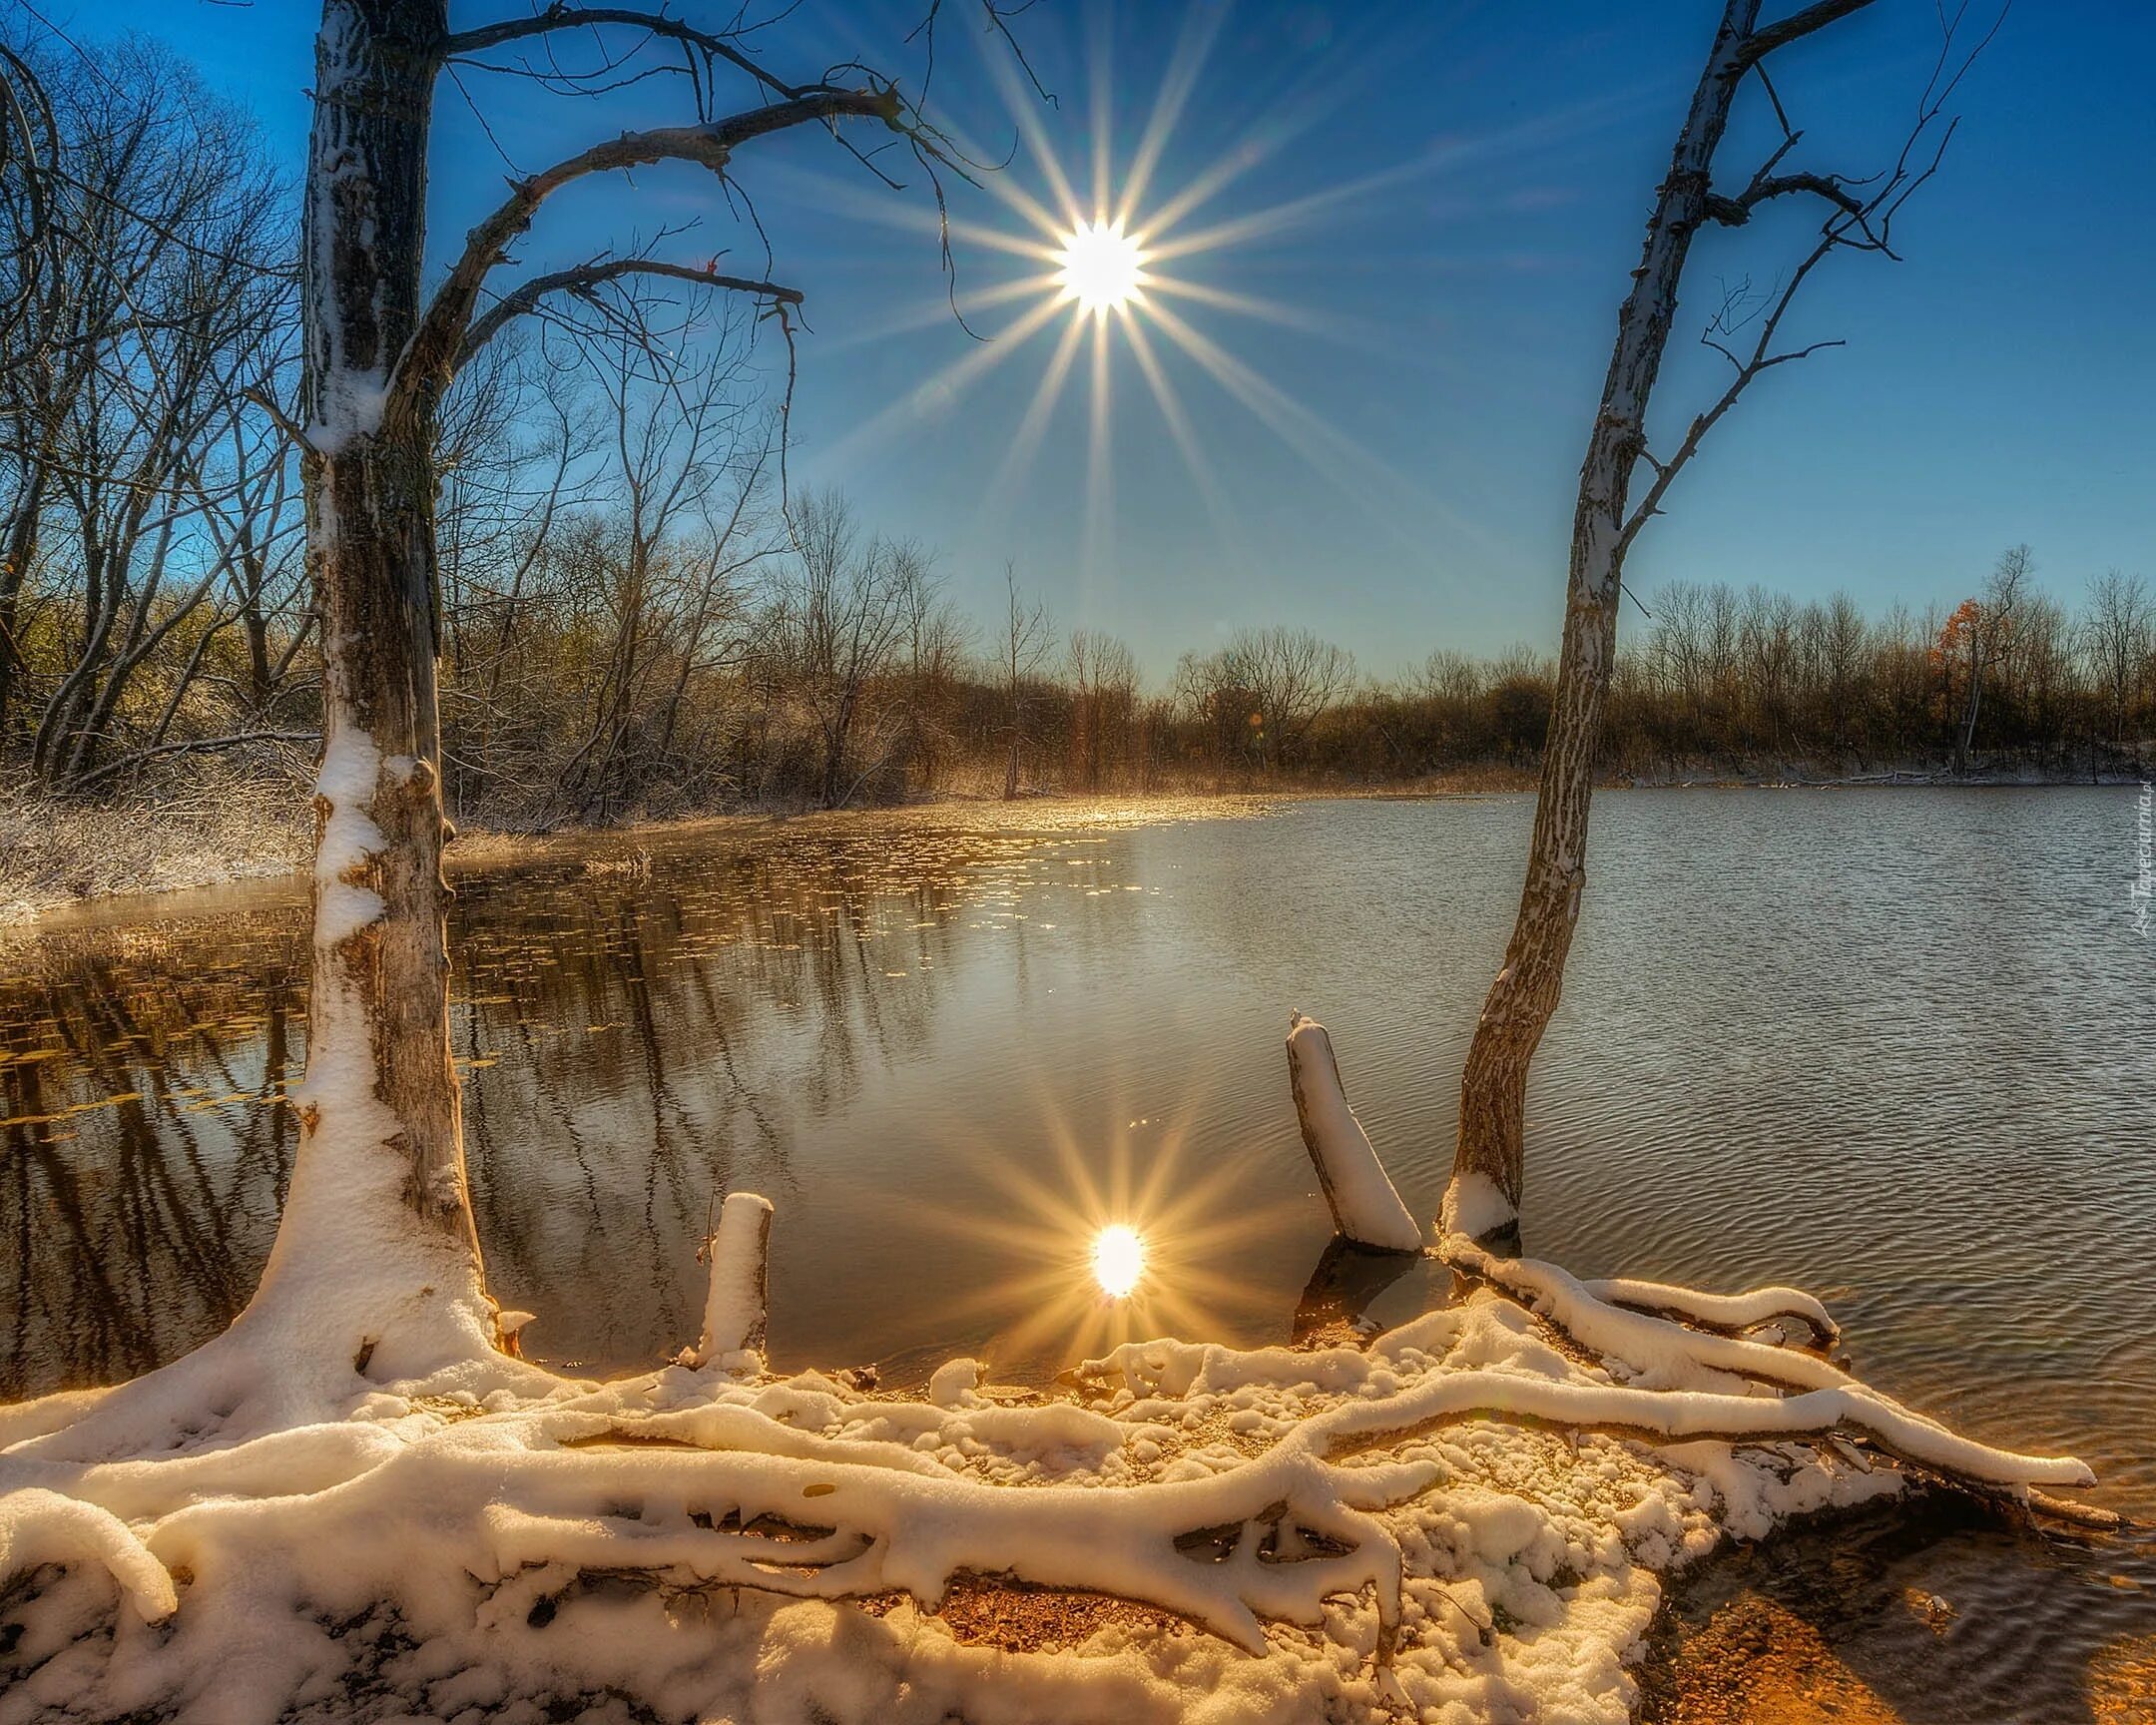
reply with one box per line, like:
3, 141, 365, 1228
1091, 1226, 1144, 1298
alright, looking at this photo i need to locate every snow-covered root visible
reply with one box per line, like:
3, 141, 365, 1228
1579, 1274, 1839, 1348
1284, 1014, 1423, 1253
0, 1264, 2111, 1724
1444, 1238, 1861, 1397
466, 1438, 1425, 1657
1439, 1233, 2102, 1513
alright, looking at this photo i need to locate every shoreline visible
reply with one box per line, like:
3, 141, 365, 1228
4, 770, 2144, 928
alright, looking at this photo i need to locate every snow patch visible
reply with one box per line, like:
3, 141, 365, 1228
1441, 1169, 1515, 1241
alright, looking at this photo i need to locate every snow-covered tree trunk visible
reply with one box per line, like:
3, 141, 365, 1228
1447, 1, 1761, 1241
251, 0, 492, 1356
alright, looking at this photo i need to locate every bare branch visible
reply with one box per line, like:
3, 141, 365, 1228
441, 6, 797, 102
455, 257, 802, 373
403, 87, 901, 396
1708, 168, 1866, 227
1739, 0, 1882, 65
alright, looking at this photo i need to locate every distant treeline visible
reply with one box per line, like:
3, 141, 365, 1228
2, 39, 2150, 828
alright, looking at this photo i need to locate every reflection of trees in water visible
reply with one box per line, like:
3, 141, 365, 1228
2, 821, 1128, 1396
0, 918, 306, 1397
457, 839, 978, 1373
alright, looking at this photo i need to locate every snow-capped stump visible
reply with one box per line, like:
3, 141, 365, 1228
1285, 1013, 1423, 1253
684, 1192, 775, 1370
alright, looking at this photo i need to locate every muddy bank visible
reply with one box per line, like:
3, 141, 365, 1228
1641, 1495, 2156, 1725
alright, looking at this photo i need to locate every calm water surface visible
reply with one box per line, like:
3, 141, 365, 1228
4, 790, 2152, 1716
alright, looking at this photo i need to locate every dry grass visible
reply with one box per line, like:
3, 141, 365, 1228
0, 776, 308, 926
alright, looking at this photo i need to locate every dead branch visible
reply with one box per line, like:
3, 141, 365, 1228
455, 258, 802, 373
1739, 0, 1881, 65
403, 87, 902, 398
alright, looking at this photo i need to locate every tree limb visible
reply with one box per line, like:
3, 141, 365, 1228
402, 87, 901, 398
455, 258, 803, 373
440, 6, 797, 102
1707, 169, 1865, 227
1739, 0, 1881, 65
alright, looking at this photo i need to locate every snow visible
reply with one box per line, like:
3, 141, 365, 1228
0, 1242, 2092, 1723
1441, 1169, 1516, 1241
302, 3, 392, 457
1285, 1015, 1423, 1252
685, 1193, 775, 1369
1582, 1274, 1838, 1342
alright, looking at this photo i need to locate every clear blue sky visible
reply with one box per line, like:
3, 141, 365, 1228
43, 0, 2156, 680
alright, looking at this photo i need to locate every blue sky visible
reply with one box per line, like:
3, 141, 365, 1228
47, 0, 2156, 679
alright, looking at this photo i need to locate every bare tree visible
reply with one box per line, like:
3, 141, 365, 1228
771, 489, 915, 809
1446, 0, 1999, 1240
5, 44, 290, 789
0, 37, 57, 739
997, 562, 1053, 799
269, 0, 1029, 1365
896, 554, 970, 792
1940, 543, 2029, 775
1227, 626, 1355, 774
2082, 569, 2151, 771
1066, 628, 1137, 790
550, 291, 775, 823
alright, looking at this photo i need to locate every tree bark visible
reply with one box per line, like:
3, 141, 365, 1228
1447, 1, 1762, 1238
250, 0, 489, 1343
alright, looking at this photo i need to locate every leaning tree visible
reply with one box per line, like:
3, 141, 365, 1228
251, 1, 1012, 1381
1444, 0, 1999, 1240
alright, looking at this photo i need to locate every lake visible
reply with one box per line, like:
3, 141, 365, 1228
4, 790, 2152, 1717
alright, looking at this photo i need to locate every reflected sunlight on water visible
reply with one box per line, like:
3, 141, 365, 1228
1091, 1225, 1145, 1298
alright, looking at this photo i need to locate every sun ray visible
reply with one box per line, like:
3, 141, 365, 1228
1119, 309, 1243, 561
810, 293, 1067, 472
977, 25, 1088, 234
975, 310, 1088, 548
757, 161, 1065, 261
1082, 310, 1113, 593
813, 273, 1069, 356
1137, 273, 1351, 336
1115, 0, 1230, 231
1140, 294, 1477, 555
1148, 84, 1670, 266
999, 310, 1089, 475
1088, 4, 1115, 223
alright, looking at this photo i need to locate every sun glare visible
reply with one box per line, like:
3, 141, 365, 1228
1056, 220, 1146, 313
815, 11, 1452, 578
1091, 1224, 1146, 1298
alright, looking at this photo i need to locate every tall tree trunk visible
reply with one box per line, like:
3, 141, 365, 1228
1954, 638, 1982, 774
249, 0, 492, 1355
0, 476, 47, 743
1446, 0, 1761, 1241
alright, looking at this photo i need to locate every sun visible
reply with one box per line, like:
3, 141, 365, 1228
1056, 220, 1147, 314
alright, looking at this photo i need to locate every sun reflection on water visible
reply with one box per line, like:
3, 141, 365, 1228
1091, 1224, 1145, 1298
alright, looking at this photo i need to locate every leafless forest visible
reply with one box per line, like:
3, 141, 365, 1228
2, 43, 2149, 841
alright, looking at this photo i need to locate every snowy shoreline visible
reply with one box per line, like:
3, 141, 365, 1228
0, 1235, 2095, 1724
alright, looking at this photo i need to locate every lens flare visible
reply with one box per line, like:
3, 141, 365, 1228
1056, 220, 1147, 313
1091, 1224, 1146, 1298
